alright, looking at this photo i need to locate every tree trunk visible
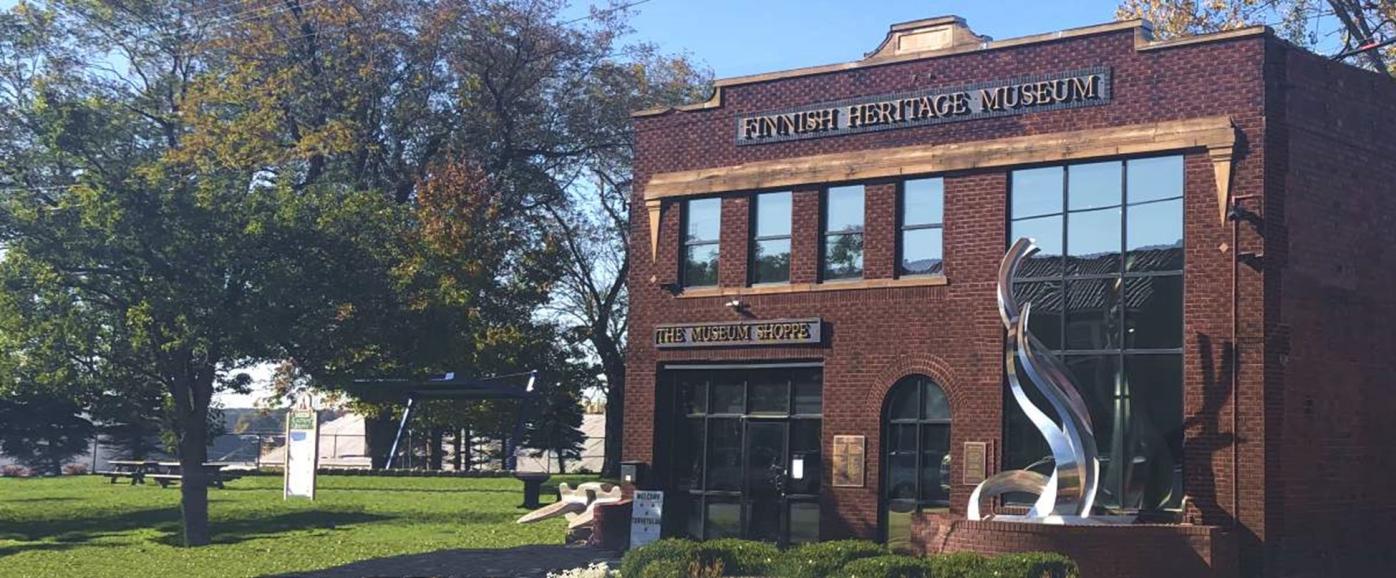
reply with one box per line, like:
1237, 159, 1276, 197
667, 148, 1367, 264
597, 337, 626, 479
169, 364, 215, 547
178, 421, 211, 546
428, 428, 444, 470
364, 413, 398, 469
452, 430, 464, 471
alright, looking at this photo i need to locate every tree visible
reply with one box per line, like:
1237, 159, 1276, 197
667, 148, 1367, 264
0, 390, 93, 475
1117, 0, 1395, 75
540, 47, 711, 478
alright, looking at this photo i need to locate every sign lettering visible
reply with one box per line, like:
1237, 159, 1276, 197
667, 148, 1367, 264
654, 318, 822, 348
737, 68, 1110, 145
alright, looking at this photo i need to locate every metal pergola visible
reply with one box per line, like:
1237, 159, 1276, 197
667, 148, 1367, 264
347, 371, 538, 469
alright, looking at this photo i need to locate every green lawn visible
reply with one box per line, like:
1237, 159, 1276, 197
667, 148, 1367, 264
0, 474, 593, 578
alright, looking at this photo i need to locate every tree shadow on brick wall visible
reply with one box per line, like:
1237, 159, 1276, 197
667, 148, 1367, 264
1193, 334, 1259, 573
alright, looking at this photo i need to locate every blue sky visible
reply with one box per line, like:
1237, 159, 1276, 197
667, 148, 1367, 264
575, 0, 1124, 78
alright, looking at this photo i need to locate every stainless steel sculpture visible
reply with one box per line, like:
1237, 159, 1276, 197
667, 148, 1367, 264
968, 237, 1102, 523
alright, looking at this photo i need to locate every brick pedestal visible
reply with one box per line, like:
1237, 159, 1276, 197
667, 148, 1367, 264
913, 512, 1238, 578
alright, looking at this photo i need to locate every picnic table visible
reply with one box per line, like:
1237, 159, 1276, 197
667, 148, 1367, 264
99, 460, 243, 489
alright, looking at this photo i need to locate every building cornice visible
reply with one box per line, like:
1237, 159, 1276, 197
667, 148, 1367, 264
632, 20, 1271, 119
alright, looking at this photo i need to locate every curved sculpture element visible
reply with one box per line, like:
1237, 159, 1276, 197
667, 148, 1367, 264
516, 482, 623, 530
970, 237, 1101, 522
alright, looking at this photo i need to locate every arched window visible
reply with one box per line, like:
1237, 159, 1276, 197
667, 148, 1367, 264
881, 375, 951, 549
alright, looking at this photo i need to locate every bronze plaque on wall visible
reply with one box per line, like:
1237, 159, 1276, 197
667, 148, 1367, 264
963, 441, 988, 485
832, 435, 866, 488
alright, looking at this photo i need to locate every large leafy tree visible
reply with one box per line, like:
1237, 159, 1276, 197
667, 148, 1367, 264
1118, 0, 1395, 74
1, 0, 705, 546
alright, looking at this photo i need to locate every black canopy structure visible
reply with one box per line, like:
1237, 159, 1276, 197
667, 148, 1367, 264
347, 371, 538, 469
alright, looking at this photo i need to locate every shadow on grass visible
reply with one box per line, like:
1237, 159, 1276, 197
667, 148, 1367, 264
270, 544, 620, 578
0, 503, 388, 553
150, 510, 390, 547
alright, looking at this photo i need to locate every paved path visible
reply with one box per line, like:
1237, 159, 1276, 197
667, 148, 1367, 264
280, 545, 621, 578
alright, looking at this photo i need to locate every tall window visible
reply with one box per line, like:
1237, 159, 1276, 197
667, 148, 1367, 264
751, 191, 792, 284
822, 184, 865, 280
683, 197, 721, 287
882, 376, 951, 552
1006, 155, 1185, 514
899, 178, 944, 276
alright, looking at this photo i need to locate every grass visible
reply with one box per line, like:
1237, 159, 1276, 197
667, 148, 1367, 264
0, 473, 596, 578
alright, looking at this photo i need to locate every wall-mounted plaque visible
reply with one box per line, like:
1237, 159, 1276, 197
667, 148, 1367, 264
735, 68, 1111, 145
832, 435, 866, 488
963, 441, 988, 485
654, 318, 822, 349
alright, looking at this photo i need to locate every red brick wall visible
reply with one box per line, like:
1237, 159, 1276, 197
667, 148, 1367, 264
1261, 41, 1396, 577
913, 513, 1239, 578
627, 23, 1276, 574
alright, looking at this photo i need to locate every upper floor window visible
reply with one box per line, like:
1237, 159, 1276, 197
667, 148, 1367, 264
751, 191, 792, 284
683, 197, 721, 287
822, 184, 865, 281
899, 178, 944, 276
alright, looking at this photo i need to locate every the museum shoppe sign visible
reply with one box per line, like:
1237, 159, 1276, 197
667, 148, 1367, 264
655, 318, 822, 348
736, 68, 1111, 144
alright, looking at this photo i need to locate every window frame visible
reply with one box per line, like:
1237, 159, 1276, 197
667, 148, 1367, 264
820, 183, 866, 282
897, 177, 946, 278
882, 376, 953, 511
750, 190, 793, 285
1003, 154, 1186, 515
681, 196, 722, 288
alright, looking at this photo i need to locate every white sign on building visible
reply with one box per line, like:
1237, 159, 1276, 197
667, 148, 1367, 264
630, 490, 664, 548
283, 398, 319, 500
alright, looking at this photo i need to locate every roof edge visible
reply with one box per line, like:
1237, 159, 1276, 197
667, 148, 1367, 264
633, 20, 1273, 119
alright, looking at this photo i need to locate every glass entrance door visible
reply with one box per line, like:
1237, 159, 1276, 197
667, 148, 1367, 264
664, 366, 822, 545
745, 421, 786, 542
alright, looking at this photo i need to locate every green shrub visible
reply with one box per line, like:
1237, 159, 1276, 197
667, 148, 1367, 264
774, 540, 888, 578
834, 554, 934, 578
621, 539, 699, 578
928, 551, 988, 578
638, 558, 688, 578
982, 552, 1079, 578
695, 539, 780, 576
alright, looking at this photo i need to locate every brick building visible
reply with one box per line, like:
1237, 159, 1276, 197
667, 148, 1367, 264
623, 15, 1396, 578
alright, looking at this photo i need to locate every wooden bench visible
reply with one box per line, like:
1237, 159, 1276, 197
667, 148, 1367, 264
99, 470, 145, 485
147, 465, 231, 489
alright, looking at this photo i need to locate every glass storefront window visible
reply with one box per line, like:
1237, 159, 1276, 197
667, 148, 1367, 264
1005, 155, 1185, 514
683, 197, 721, 287
666, 367, 823, 543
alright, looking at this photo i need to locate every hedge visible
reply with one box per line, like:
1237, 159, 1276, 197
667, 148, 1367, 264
981, 552, 1079, 578
695, 538, 781, 576
772, 540, 888, 578
620, 539, 699, 578
833, 554, 935, 578
925, 551, 988, 578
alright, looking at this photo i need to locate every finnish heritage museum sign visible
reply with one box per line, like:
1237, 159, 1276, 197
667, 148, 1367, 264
736, 68, 1111, 144
654, 318, 822, 348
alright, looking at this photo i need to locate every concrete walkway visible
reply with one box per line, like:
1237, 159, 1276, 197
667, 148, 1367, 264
280, 544, 621, 578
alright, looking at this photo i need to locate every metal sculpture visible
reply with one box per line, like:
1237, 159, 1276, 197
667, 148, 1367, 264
968, 237, 1102, 523
515, 481, 624, 533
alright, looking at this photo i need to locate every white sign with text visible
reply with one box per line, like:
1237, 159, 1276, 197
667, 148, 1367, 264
283, 403, 319, 500
630, 490, 664, 548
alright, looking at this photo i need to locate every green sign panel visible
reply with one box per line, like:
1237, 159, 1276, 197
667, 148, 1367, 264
289, 412, 315, 431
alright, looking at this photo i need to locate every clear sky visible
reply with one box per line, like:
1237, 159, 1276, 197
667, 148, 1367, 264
579, 0, 1124, 79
